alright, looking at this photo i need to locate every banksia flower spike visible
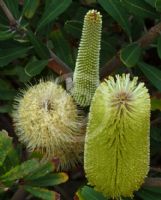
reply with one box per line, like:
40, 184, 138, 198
84, 74, 150, 198
13, 80, 84, 170
72, 10, 102, 107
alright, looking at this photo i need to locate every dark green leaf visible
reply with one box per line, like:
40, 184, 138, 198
155, 0, 161, 11
25, 59, 48, 77
24, 186, 60, 200
122, 0, 158, 18
0, 131, 12, 166
50, 29, 74, 68
37, 0, 72, 31
22, 0, 40, 19
0, 46, 31, 67
120, 43, 141, 67
151, 127, 161, 142
29, 172, 68, 187
138, 62, 161, 92
25, 162, 55, 181
0, 89, 16, 100
0, 30, 14, 41
157, 35, 161, 59
64, 20, 82, 38
0, 159, 40, 183
0, 105, 12, 113
76, 186, 108, 200
98, 0, 131, 37
27, 30, 49, 59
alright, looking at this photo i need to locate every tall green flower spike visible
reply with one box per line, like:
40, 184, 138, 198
84, 74, 150, 199
13, 80, 84, 170
72, 10, 102, 107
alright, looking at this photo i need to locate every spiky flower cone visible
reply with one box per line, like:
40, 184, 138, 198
72, 10, 102, 107
84, 74, 150, 198
13, 80, 84, 170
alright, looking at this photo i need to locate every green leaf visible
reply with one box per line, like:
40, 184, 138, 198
155, 0, 161, 11
24, 186, 60, 200
151, 97, 161, 111
37, 0, 72, 31
27, 30, 49, 59
25, 162, 55, 181
29, 172, 68, 187
0, 105, 12, 113
75, 186, 108, 200
144, 0, 155, 7
65, 20, 82, 38
0, 30, 14, 41
0, 46, 31, 67
25, 59, 48, 77
98, 0, 131, 37
138, 62, 161, 92
50, 29, 74, 68
22, 0, 40, 19
120, 43, 141, 67
151, 127, 161, 142
136, 187, 161, 200
122, 0, 158, 18
157, 36, 161, 59
0, 131, 12, 166
0, 159, 40, 183
0, 89, 16, 100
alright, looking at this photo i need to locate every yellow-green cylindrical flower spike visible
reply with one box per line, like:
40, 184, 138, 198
72, 10, 102, 107
84, 74, 150, 198
13, 80, 84, 170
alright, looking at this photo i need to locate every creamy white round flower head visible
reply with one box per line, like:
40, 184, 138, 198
13, 80, 84, 170
85, 74, 150, 198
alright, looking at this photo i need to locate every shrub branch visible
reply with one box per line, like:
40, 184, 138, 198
100, 22, 161, 80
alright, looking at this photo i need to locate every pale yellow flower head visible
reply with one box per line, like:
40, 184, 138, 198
84, 74, 150, 198
13, 80, 84, 170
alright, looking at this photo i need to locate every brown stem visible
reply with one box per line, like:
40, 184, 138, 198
48, 50, 72, 76
100, 22, 161, 80
144, 177, 161, 187
0, 0, 17, 26
11, 186, 28, 200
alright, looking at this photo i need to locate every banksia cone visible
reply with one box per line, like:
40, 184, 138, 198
72, 10, 102, 107
13, 80, 84, 170
84, 74, 150, 198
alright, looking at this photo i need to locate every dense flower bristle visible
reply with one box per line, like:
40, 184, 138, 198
84, 74, 150, 198
13, 80, 84, 170
72, 10, 102, 107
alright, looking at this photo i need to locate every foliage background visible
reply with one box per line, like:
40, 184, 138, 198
0, 0, 161, 199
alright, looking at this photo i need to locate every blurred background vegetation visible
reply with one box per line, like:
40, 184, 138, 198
1, 0, 161, 199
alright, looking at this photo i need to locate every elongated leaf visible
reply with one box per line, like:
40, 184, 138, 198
0, 131, 12, 166
50, 29, 74, 68
157, 36, 161, 59
136, 187, 161, 200
0, 89, 16, 100
122, 0, 158, 18
0, 46, 31, 67
155, 0, 161, 11
0, 159, 40, 183
24, 186, 60, 200
144, 0, 155, 7
25, 162, 55, 181
120, 43, 141, 67
65, 20, 82, 38
98, 0, 131, 37
27, 30, 49, 59
151, 97, 161, 111
75, 186, 108, 200
29, 172, 68, 187
22, 0, 40, 18
138, 62, 161, 91
25, 59, 48, 77
37, 0, 72, 31
0, 30, 14, 41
